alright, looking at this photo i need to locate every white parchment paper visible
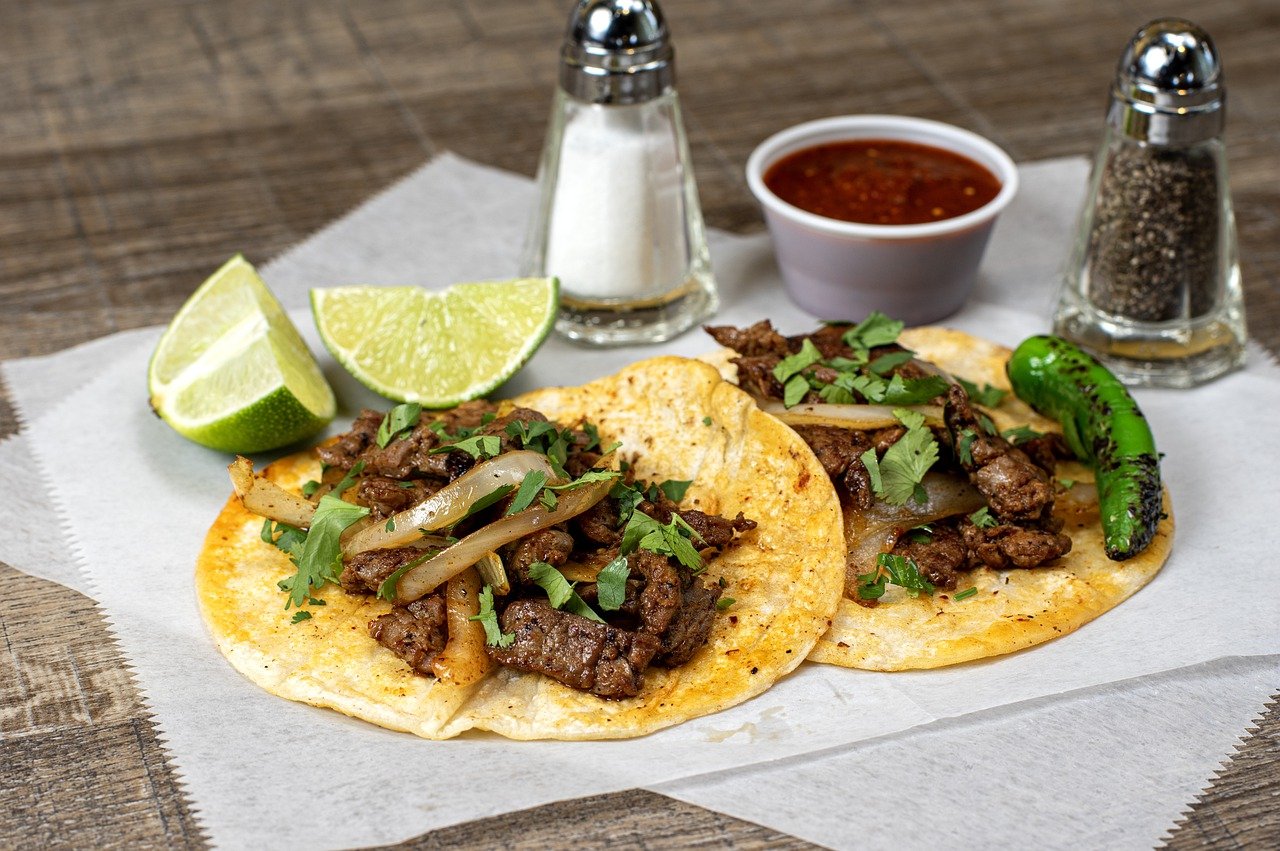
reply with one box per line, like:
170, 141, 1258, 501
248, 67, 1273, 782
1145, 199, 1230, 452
3, 154, 1277, 849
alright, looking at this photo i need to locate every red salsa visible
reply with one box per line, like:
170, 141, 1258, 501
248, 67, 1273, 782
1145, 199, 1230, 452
764, 139, 1001, 225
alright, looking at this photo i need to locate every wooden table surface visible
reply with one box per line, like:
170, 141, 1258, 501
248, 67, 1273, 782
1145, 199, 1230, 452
3, 0, 1277, 847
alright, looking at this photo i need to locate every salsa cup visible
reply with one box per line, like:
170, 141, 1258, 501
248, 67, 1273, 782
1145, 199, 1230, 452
746, 115, 1018, 325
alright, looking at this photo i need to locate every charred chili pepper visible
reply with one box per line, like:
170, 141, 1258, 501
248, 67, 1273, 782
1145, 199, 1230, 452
1006, 335, 1162, 560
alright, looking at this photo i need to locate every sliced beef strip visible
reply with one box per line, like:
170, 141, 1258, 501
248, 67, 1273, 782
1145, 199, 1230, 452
368, 594, 448, 676
340, 547, 422, 594
962, 522, 1073, 569
638, 495, 757, 550
705, 319, 791, 358
1018, 432, 1075, 476
890, 524, 969, 590
488, 599, 661, 699
316, 408, 383, 470
504, 528, 575, 584
732, 356, 786, 400
356, 476, 432, 519
944, 383, 1055, 523
626, 549, 683, 637
574, 498, 622, 545
791, 425, 869, 479
656, 567, 722, 667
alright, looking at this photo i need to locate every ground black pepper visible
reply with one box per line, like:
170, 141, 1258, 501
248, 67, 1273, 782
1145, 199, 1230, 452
1085, 143, 1220, 321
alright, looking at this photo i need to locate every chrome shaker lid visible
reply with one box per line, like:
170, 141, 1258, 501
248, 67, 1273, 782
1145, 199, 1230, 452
1108, 18, 1224, 145
560, 0, 675, 105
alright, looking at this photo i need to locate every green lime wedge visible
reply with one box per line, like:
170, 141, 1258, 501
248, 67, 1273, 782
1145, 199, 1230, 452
148, 255, 336, 453
310, 278, 559, 406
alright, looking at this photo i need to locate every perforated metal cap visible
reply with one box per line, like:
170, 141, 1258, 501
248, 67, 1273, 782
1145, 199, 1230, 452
1108, 18, 1224, 145
560, 0, 675, 104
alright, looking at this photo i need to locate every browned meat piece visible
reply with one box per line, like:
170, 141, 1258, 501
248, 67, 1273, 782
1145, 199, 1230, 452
488, 599, 661, 699
357, 418, 447, 480
678, 510, 757, 549
890, 524, 969, 590
339, 547, 422, 594
505, 528, 575, 584
564, 450, 603, 478
792, 425, 870, 479
573, 498, 622, 545
1019, 432, 1075, 475
842, 460, 875, 510
626, 549, 683, 636
433, 400, 501, 434
705, 319, 791, 358
732, 356, 785, 400
974, 454, 1055, 522
656, 568, 722, 667
316, 409, 383, 470
792, 323, 850, 358
944, 383, 1055, 523
871, 426, 906, 454
962, 523, 1073, 569
356, 476, 430, 519
368, 595, 448, 676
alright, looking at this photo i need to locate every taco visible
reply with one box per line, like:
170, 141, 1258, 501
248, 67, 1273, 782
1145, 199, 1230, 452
196, 356, 844, 739
704, 319, 1173, 670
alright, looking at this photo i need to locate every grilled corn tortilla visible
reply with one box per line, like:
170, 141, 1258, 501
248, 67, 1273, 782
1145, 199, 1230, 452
709, 327, 1173, 671
196, 356, 845, 739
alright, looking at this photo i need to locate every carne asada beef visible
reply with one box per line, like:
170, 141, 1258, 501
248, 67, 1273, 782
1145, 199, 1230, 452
504, 528, 575, 584
636, 492, 758, 550
357, 476, 432, 520
706, 319, 791, 358
890, 524, 970, 590
574, 498, 623, 545
368, 594, 448, 676
656, 567, 722, 666
962, 522, 1072, 570
944, 383, 1056, 524
626, 549, 684, 636
488, 599, 662, 699
316, 408, 383, 470
340, 547, 423, 594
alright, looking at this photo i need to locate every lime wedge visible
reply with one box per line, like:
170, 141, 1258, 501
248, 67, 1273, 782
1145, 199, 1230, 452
148, 255, 336, 453
310, 278, 559, 406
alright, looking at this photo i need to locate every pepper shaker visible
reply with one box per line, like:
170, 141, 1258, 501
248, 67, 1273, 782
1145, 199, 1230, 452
1053, 19, 1246, 387
521, 0, 718, 346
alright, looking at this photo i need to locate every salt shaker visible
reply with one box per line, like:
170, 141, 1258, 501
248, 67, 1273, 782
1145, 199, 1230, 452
521, 0, 718, 346
1053, 19, 1246, 387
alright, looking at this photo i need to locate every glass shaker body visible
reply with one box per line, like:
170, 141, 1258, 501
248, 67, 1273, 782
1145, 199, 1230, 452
1054, 127, 1244, 387
522, 88, 717, 346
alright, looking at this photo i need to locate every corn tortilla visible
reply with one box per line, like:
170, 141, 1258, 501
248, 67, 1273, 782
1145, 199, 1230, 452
196, 357, 845, 738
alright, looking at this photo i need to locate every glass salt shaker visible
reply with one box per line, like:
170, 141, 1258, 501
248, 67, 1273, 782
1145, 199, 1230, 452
1053, 18, 1246, 387
521, 0, 718, 346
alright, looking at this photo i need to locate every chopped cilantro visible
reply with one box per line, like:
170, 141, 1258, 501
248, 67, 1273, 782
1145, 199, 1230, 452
376, 402, 422, 448
772, 338, 823, 385
1001, 424, 1043, 445
859, 447, 882, 494
505, 470, 548, 516
397, 481, 417, 489
657, 479, 692, 503
610, 480, 645, 525
460, 484, 515, 520
977, 413, 998, 436
867, 350, 914, 376
539, 489, 558, 510
873, 409, 939, 506
527, 562, 605, 623
384, 517, 396, 532
548, 470, 620, 491
581, 422, 602, 451
877, 374, 949, 405
431, 434, 501, 460
470, 586, 514, 648
904, 524, 934, 544
276, 495, 369, 609
1059, 478, 1076, 490
782, 374, 810, 408
301, 480, 321, 497
505, 420, 574, 475
957, 377, 1009, 408
702, 416, 713, 426
842, 312, 903, 354
332, 460, 366, 497
716, 597, 736, 611
595, 556, 630, 611
308, 597, 326, 606
956, 428, 977, 467
261, 519, 306, 555
857, 552, 935, 600
968, 506, 997, 528
291, 611, 312, 624
954, 587, 978, 601
620, 511, 704, 572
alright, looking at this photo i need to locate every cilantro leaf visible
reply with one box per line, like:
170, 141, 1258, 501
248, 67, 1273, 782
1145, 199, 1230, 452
301, 480, 321, 497
609, 480, 645, 526
783, 374, 811, 408
875, 409, 939, 506
878, 374, 949, 405
539, 489, 558, 510
261, 519, 306, 556
859, 447, 882, 493
968, 506, 997, 528
527, 562, 605, 623
842, 312, 904, 353
702, 416, 713, 426
332, 460, 366, 497
1001, 424, 1044, 445
505, 470, 548, 516
375, 548, 436, 601
957, 428, 978, 467
876, 552, 935, 597
461, 484, 516, 521
716, 597, 736, 611
595, 555, 630, 611
953, 587, 978, 601
658, 479, 692, 503
547, 470, 620, 491
957, 377, 1009, 408
867, 350, 914, 376
376, 402, 422, 448
1059, 478, 1076, 490
291, 611, 312, 624
620, 511, 704, 572
772, 338, 823, 385
470, 586, 515, 648
432, 434, 501, 460
276, 495, 369, 609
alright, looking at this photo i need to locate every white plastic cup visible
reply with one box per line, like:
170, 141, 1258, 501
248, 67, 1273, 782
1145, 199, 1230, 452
746, 115, 1019, 325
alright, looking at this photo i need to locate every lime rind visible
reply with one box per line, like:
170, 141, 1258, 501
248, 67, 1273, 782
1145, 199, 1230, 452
311, 278, 559, 406
148, 255, 335, 453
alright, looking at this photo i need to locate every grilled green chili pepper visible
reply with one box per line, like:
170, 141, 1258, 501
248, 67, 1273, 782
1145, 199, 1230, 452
1006, 335, 1162, 561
